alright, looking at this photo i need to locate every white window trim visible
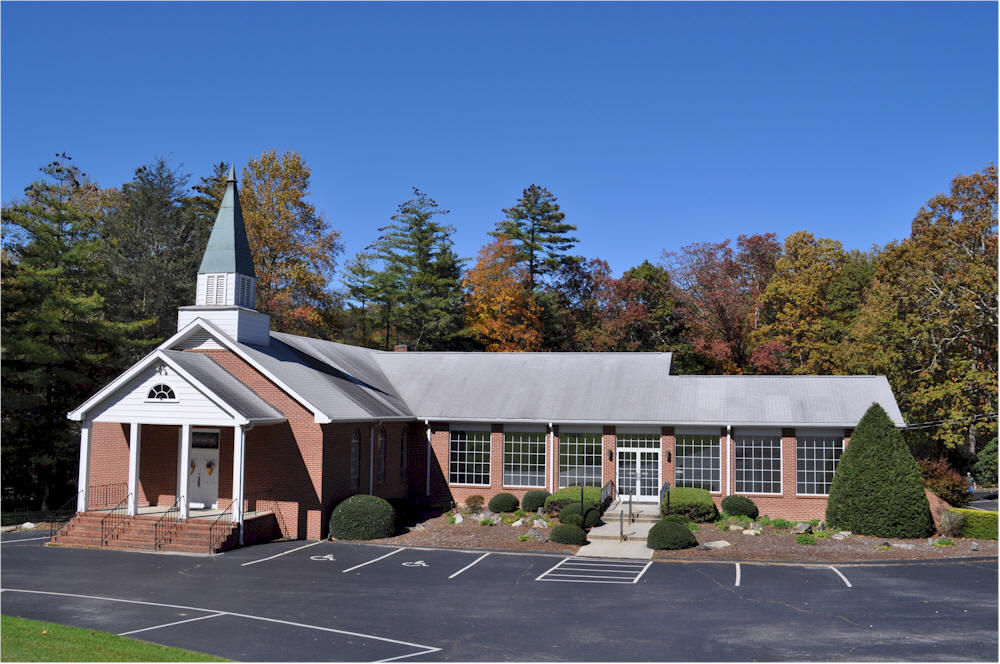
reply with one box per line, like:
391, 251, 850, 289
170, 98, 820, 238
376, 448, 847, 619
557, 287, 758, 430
558, 431, 603, 490
449, 430, 491, 487
795, 429, 846, 497
733, 431, 783, 496
674, 431, 722, 494
502, 431, 546, 488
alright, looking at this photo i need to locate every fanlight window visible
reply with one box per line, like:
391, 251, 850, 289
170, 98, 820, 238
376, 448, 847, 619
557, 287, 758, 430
147, 384, 176, 400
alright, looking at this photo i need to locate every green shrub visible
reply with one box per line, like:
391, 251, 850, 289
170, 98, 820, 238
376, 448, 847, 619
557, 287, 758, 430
757, 515, 772, 526
973, 438, 998, 488
687, 523, 700, 532
826, 404, 934, 538
661, 487, 719, 522
931, 538, 954, 547
949, 508, 998, 540
465, 495, 484, 512
329, 495, 395, 540
721, 495, 759, 520
561, 513, 584, 527
545, 486, 603, 512
521, 490, 550, 513
721, 513, 752, 523
796, 533, 816, 545
771, 519, 793, 529
918, 458, 973, 508
647, 520, 698, 550
662, 514, 692, 525
488, 493, 519, 513
550, 524, 587, 545
559, 502, 601, 527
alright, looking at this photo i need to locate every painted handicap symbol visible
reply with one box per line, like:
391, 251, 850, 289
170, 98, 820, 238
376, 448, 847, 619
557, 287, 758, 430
310, 554, 337, 561
402, 560, 428, 567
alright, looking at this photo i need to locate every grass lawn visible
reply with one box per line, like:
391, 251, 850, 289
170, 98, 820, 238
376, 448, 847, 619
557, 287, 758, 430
1, 615, 227, 662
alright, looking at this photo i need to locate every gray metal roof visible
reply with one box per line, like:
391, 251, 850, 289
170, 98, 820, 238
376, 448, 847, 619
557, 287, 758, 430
162, 350, 284, 422
232, 334, 413, 421
198, 167, 256, 277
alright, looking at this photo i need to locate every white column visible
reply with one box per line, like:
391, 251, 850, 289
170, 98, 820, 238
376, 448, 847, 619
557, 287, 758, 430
179, 424, 191, 519
127, 422, 141, 516
233, 425, 246, 545
77, 422, 91, 513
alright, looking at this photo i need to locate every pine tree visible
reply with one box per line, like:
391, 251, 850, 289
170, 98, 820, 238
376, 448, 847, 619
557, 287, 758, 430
341, 250, 380, 348
491, 185, 578, 291
367, 189, 466, 350
826, 403, 934, 538
1, 155, 150, 509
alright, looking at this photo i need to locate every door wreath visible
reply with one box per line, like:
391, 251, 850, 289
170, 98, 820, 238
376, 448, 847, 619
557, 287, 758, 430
189, 459, 196, 475
206, 459, 215, 475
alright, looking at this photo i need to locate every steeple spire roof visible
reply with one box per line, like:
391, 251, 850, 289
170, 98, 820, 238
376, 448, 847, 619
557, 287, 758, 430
198, 165, 256, 277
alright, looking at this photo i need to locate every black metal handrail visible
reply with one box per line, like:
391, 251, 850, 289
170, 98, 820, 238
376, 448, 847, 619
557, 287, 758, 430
208, 504, 235, 554
659, 482, 671, 516
88, 482, 128, 511
100, 493, 131, 546
244, 489, 288, 538
48, 491, 83, 540
600, 480, 616, 513
153, 497, 183, 550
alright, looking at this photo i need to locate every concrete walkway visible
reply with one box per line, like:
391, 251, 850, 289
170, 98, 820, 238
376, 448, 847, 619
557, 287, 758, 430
577, 501, 658, 559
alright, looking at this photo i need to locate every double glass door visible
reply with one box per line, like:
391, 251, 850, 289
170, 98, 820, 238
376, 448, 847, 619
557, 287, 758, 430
617, 448, 660, 502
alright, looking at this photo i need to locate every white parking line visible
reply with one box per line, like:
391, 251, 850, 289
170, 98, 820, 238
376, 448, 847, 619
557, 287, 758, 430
829, 566, 852, 588
241, 540, 323, 566
118, 612, 225, 636
0, 536, 51, 544
1, 588, 440, 661
342, 547, 405, 573
537, 557, 651, 584
448, 553, 490, 579
735, 563, 741, 586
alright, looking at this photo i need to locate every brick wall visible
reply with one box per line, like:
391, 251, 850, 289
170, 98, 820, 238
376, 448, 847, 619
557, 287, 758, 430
137, 425, 179, 507
88, 422, 129, 500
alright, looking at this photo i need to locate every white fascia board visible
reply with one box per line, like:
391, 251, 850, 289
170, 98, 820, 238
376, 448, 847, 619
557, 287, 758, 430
417, 417, 882, 428
68, 349, 173, 421
165, 318, 332, 424
154, 352, 251, 426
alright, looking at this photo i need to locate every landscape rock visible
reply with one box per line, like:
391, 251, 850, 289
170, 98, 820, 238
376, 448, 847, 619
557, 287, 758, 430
742, 529, 761, 536
729, 525, 744, 531
537, 508, 544, 514
526, 528, 548, 542
832, 533, 847, 541
490, 515, 502, 525
972, 541, 979, 551
511, 518, 524, 527
895, 542, 916, 549
453, 514, 464, 524
413, 524, 427, 532
703, 540, 732, 549
837, 531, 852, 538
533, 519, 548, 529
817, 521, 825, 531
21, 522, 36, 530
791, 523, 813, 535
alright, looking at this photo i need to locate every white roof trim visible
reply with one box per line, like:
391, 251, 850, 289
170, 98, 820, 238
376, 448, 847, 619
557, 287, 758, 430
69, 350, 252, 425
164, 318, 332, 424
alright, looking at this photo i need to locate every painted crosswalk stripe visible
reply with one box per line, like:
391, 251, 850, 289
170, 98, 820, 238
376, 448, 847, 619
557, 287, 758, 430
536, 557, 652, 584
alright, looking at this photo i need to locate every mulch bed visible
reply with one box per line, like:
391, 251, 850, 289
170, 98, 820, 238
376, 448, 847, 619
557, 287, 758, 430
368, 511, 578, 554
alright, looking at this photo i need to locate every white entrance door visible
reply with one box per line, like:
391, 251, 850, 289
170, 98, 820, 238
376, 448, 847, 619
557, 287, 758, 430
188, 431, 220, 509
617, 448, 660, 502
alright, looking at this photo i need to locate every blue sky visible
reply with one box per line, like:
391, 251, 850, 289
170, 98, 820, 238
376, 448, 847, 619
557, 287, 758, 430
2, 2, 996, 276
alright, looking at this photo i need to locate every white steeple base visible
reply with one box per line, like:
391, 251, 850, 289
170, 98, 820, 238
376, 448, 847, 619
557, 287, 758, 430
177, 306, 271, 346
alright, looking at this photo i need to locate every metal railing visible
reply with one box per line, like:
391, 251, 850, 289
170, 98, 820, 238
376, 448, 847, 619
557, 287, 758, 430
87, 482, 128, 511
600, 480, 615, 513
208, 504, 236, 554
659, 482, 671, 516
100, 493, 131, 546
153, 497, 183, 550
244, 489, 288, 538
48, 491, 84, 540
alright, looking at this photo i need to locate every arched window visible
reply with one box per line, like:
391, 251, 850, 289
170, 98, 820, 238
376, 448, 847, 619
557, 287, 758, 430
400, 430, 407, 478
350, 429, 361, 490
147, 384, 176, 400
376, 428, 386, 484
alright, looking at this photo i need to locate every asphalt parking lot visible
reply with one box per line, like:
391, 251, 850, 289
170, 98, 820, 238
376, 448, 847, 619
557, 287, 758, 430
1, 531, 997, 661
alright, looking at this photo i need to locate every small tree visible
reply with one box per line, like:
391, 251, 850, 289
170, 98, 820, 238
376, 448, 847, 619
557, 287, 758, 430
973, 438, 998, 488
826, 404, 934, 538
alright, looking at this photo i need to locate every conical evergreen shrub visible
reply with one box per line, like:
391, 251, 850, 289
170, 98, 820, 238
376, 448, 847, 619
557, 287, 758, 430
826, 403, 934, 538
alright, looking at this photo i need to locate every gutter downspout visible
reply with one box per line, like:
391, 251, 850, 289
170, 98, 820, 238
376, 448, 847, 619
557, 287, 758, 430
725, 424, 732, 497
369, 425, 375, 495
425, 420, 431, 497
548, 422, 554, 493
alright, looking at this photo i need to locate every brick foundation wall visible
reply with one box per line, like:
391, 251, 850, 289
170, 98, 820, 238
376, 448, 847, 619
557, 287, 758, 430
88, 422, 130, 499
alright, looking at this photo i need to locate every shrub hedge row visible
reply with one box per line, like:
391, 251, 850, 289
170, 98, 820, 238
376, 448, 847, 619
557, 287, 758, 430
545, 486, 603, 512
661, 487, 719, 522
646, 520, 697, 550
948, 508, 998, 540
550, 524, 588, 545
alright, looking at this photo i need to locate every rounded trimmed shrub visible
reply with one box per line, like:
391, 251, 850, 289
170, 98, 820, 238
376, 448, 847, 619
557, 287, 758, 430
488, 493, 519, 514
826, 403, 934, 538
721, 495, 759, 520
562, 513, 584, 527
522, 490, 550, 513
646, 520, 697, 550
661, 487, 719, 522
329, 495, 396, 540
550, 524, 587, 545
662, 514, 692, 525
559, 502, 601, 527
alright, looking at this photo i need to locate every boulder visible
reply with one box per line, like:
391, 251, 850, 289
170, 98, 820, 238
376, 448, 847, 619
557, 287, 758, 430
413, 524, 427, 532
533, 519, 548, 529
832, 533, 847, 541
791, 523, 813, 535
526, 528, 548, 542
729, 525, 744, 531
453, 514, 464, 524
895, 542, 916, 549
511, 518, 524, 527
703, 540, 732, 550
742, 529, 762, 536
21, 522, 36, 530
837, 531, 852, 538
972, 541, 980, 552
490, 515, 502, 525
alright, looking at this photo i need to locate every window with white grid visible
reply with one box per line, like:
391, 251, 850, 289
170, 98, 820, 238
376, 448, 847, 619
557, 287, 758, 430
735, 432, 782, 494
449, 430, 491, 485
617, 433, 660, 448
675, 433, 720, 492
503, 432, 546, 487
559, 433, 602, 488
350, 429, 360, 489
796, 432, 843, 495
376, 428, 386, 483
400, 430, 407, 478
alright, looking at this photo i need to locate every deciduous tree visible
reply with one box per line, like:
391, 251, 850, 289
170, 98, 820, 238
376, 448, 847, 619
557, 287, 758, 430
463, 236, 542, 351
